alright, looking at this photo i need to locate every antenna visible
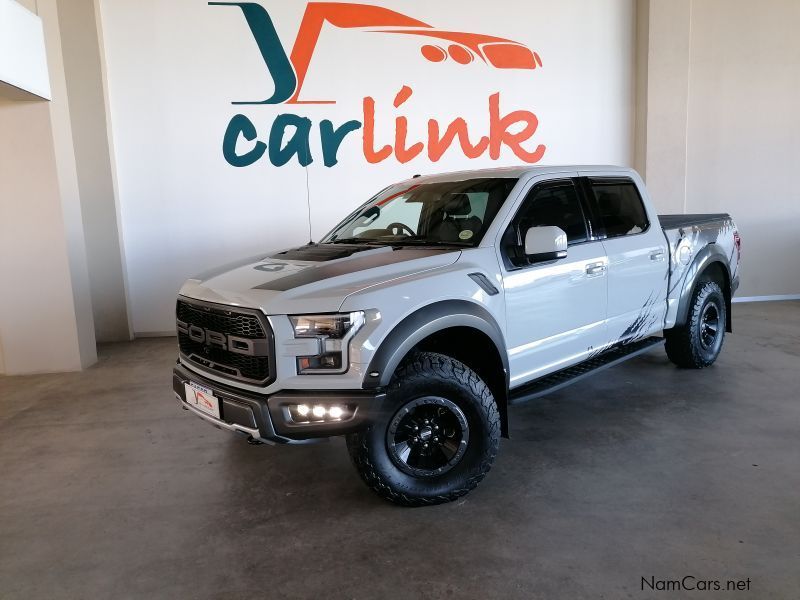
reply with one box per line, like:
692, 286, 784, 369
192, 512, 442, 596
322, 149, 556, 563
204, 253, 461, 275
304, 137, 313, 244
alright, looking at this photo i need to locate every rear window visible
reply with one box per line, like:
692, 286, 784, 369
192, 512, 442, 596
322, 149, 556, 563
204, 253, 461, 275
588, 180, 649, 238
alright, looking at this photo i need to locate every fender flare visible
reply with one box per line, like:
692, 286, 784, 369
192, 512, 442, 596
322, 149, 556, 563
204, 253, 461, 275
674, 244, 733, 331
363, 300, 509, 394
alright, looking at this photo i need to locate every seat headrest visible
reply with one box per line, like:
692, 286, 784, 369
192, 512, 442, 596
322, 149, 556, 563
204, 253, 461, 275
443, 193, 472, 217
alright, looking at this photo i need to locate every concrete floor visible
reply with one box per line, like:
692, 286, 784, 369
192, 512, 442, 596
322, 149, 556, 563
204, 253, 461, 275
1, 301, 798, 599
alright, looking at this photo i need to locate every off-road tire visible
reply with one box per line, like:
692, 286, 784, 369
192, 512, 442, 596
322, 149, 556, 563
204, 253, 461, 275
665, 280, 726, 368
346, 352, 500, 506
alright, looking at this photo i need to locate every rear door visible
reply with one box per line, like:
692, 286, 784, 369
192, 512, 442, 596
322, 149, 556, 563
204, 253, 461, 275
499, 177, 608, 387
579, 174, 668, 347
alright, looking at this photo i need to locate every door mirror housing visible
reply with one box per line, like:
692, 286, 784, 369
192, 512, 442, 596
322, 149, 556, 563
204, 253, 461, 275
524, 226, 568, 262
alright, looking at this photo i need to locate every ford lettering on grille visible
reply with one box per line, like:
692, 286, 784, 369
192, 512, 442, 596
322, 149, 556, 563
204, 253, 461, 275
176, 299, 273, 384
177, 321, 269, 357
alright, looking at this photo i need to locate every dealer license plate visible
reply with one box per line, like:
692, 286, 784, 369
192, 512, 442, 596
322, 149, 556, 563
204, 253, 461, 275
185, 382, 220, 419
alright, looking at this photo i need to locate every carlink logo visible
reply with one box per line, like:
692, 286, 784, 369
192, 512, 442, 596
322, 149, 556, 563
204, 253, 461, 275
213, 2, 547, 168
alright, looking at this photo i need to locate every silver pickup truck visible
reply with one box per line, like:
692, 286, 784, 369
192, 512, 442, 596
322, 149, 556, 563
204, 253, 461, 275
172, 165, 741, 506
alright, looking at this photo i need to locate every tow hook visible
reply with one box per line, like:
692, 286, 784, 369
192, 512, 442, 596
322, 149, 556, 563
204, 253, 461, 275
247, 436, 264, 445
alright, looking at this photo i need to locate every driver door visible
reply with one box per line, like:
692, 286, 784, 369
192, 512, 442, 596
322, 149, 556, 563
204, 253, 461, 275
501, 178, 608, 387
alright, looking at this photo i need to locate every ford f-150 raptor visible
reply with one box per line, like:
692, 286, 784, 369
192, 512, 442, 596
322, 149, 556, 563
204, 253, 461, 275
172, 166, 741, 506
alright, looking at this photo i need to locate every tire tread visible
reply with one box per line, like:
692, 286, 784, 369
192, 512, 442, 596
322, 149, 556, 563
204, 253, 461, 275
346, 352, 499, 507
665, 281, 725, 368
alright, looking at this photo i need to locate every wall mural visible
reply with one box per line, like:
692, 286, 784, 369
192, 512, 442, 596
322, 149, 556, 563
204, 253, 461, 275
212, 1, 547, 169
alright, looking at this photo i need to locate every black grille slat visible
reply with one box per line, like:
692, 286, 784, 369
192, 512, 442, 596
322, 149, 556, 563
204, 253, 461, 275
177, 335, 270, 381
176, 299, 273, 384
176, 301, 265, 338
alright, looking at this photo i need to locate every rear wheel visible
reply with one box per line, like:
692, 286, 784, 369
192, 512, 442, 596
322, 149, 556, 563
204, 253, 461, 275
346, 352, 500, 506
665, 280, 726, 368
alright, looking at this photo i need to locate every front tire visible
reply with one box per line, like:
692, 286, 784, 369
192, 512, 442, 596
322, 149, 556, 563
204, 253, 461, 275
665, 280, 726, 368
346, 352, 500, 506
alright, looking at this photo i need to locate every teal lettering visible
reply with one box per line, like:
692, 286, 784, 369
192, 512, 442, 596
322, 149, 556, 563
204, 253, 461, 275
223, 113, 266, 167
320, 119, 362, 167
209, 2, 297, 104
268, 114, 312, 167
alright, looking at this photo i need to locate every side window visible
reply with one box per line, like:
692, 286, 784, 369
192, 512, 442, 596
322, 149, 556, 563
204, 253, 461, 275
503, 181, 588, 267
515, 181, 588, 244
588, 180, 649, 238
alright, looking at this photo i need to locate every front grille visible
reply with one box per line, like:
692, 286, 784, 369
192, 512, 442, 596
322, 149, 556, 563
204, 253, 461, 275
177, 301, 265, 337
176, 298, 274, 385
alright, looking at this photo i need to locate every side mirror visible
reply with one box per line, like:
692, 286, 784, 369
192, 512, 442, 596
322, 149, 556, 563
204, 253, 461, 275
524, 226, 568, 262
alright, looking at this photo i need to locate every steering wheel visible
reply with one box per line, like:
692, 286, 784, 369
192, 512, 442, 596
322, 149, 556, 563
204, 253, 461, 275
385, 222, 415, 237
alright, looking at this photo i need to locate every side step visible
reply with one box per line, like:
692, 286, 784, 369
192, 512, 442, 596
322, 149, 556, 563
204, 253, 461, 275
509, 336, 665, 405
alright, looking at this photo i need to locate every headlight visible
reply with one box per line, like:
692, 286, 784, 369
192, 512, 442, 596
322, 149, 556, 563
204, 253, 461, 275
289, 312, 365, 373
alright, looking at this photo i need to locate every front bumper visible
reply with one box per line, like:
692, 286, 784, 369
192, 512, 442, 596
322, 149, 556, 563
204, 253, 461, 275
172, 362, 385, 444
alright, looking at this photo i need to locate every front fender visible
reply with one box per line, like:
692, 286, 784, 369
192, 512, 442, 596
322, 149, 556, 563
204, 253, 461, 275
363, 300, 509, 391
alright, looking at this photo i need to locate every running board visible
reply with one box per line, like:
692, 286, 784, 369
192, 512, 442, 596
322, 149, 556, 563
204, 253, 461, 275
509, 337, 665, 405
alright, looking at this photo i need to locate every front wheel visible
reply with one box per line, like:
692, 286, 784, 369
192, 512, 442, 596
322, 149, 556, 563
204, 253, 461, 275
346, 352, 500, 506
665, 280, 726, 368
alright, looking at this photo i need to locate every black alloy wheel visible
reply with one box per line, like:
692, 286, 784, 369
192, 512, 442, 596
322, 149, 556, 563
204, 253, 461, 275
665, 280, 726, 368
386, 396, 469, 477
699, 301, 721, 350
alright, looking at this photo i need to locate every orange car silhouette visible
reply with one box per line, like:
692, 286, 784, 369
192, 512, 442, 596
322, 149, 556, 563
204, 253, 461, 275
288, 2, 542, 103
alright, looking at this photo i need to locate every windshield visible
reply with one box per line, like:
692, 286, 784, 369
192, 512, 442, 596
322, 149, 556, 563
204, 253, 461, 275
321, 177, 518, 247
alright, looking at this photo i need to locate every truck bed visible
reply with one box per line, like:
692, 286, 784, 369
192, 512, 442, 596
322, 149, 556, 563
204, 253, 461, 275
658, 213, 731, 229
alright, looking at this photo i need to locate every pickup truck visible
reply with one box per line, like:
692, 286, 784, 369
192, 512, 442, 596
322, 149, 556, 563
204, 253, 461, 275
172, 165, 741, 506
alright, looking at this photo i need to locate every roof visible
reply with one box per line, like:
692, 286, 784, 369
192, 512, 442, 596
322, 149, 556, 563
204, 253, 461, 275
402, 164, 635, 184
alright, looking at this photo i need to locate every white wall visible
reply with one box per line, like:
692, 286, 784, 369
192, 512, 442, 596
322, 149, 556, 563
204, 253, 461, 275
641, 0, 800, 298
58, 0, 132, 341
40, 0, 99, 368
98, 0, 636, 333
0, 0, 97, 375
685, 0, 800, 297
0, 99, 92, 373
0, 0, 51, 99
642, 0, 691, 214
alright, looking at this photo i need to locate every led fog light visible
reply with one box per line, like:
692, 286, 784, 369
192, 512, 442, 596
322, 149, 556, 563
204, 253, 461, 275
287, 404, 354, 424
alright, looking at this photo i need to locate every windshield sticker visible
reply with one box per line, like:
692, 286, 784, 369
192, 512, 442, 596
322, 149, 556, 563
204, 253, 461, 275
376, 184, 421, 206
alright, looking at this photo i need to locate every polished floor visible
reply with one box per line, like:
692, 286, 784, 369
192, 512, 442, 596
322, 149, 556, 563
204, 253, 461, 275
1, 301, 798, 599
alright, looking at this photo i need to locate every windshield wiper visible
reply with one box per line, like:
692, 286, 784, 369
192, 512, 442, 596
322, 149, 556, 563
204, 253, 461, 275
390, 238, 472, 247
327, 237, 384, 245
327, 237, 470, 248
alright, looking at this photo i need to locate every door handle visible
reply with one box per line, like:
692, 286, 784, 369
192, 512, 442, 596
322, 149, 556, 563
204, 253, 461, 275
585, 262, 607, 276
650, 249, 665, 261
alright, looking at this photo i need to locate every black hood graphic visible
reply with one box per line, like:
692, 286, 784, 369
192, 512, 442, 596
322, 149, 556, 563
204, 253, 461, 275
252, 245, 459, 291
270, 243, 378, 262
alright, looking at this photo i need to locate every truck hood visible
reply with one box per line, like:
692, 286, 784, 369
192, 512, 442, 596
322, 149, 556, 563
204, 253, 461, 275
179, 243, 461, 314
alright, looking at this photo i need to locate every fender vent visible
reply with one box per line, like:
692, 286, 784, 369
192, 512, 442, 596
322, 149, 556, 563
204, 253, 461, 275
468, 273, 500, 296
